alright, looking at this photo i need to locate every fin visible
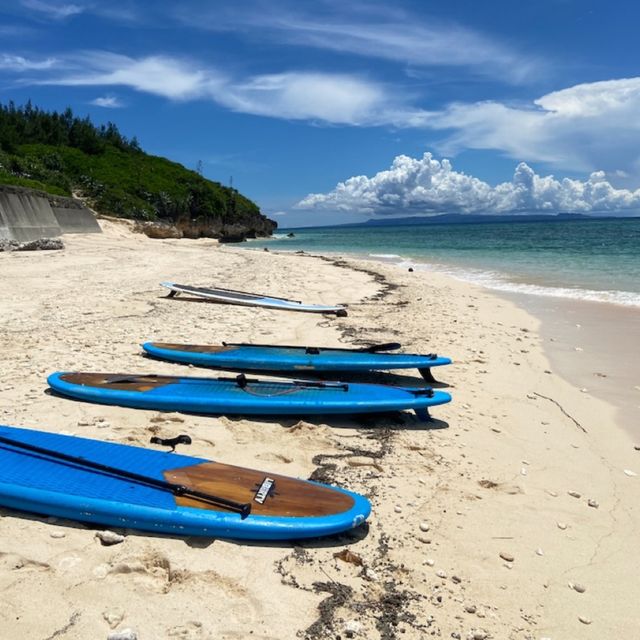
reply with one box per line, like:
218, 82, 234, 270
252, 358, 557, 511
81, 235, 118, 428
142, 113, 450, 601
414, 407, 431, 422
419, 367, 438, 383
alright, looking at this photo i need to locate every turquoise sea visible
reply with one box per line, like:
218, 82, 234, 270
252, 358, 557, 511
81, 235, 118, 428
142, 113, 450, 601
245, 218, 640, 307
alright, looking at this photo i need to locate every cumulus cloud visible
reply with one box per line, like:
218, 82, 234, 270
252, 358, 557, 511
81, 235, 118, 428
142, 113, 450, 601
297, 152, 640, 215
424, 77, 640, 178
90, 95, 123, 108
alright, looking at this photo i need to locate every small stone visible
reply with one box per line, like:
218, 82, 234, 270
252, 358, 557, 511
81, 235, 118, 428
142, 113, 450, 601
634, 445, 640, 451
557, 522, 568, 530
473, 633, 488, 640
546, 490, 558, 497
363, 567, 379, 582
580, 388, 588, 393
520, 467, 528, 476
535, 548, 544, 556
568, 490, 581, 498
97, 421, 110, 429
425, 558, 435, 567
103, 611, 125, 629
451, 575, 461, 584
77, 419, 91, 426
394, 505, 402, 513
50, 531, 66, 539
465, 604, 477, 614
624, 469, 637, 477
96, 531, 125, 546
344, 620, 361, 637
491, 427, 501, 433
570, 582, 586, 593
107, 629, 137, 640
419, 521, 430, 532
436, 570, 447, 579
499, 551, 514, 563
578, 616, 592, 625
587, 498, 599, 509
93, 564, 109, 579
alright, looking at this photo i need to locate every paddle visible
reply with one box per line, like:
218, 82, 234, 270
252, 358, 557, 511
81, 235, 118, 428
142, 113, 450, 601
224, 341, 403, 354
0, 434, 252, 519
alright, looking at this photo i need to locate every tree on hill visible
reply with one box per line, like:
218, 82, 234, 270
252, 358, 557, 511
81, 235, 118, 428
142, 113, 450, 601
0, 101, 274, 239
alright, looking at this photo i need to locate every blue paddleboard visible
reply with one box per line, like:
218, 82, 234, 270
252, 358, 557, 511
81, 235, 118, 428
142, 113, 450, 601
47, 372, 451, 420
0, 425, 370, 539
143, 341, 452, 382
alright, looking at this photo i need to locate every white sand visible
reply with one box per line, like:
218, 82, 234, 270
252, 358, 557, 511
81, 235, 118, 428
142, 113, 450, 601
0, 220, 638, 639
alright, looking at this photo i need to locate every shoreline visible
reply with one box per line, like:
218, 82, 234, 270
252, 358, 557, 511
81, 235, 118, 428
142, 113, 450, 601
250, 245, 639, 439
1, 222, 639, 638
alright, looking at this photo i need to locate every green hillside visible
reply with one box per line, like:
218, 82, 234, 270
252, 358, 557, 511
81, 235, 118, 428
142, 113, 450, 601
0, 101, 275, 239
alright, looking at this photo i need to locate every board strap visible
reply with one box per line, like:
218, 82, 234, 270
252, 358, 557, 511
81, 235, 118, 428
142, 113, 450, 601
0, 434, 252, 519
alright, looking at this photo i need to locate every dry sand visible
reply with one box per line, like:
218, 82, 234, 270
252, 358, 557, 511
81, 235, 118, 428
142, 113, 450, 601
0, 220, 638, 639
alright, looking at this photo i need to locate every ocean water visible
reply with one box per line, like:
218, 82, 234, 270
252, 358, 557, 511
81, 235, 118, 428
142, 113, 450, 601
246, 218, 640, 307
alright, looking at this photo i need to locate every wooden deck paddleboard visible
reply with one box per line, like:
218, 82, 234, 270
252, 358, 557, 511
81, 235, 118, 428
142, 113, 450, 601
47, 372, 452, 421
143, 340, 452, 382
0, 425, 370, 539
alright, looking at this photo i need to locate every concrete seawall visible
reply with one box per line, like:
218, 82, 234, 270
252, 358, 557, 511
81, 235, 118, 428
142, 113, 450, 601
0, 185, 101, 241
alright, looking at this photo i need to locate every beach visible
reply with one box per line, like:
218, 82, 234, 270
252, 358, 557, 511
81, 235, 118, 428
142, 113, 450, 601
1, 220, 638, 639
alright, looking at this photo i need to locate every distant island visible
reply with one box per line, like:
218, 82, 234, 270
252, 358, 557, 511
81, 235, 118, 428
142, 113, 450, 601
0, 101, 275, 241
280, 211, 640, 232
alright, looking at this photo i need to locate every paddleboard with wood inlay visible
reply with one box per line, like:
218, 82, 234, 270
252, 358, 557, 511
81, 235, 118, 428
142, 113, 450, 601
142, 341, 452, 382
47, 372, 451, 420
0, 424, 370, 539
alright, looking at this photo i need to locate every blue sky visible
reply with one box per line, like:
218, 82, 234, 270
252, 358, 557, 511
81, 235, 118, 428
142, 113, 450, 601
1, 0, 639, 225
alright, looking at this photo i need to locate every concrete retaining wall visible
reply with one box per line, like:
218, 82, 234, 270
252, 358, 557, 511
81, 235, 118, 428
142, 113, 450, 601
52, 207, 101, 234
0, 185, 101, 241
0, 191, 61, 242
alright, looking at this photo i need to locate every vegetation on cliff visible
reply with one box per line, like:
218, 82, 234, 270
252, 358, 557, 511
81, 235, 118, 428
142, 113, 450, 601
0, 101, 275, 239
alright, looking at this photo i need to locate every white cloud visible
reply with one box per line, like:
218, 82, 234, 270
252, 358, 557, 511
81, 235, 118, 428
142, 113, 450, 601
0, 53, 57, 71
216, 72, 394, 125
297, 152, 640, 215
44, 52, 224, 100
10, 49, 640, 179
176, 2, 542, 85
90, 95, 123, 108
21, 0, 84, 19
424, 77, 640, 178
30, 52, 404, 124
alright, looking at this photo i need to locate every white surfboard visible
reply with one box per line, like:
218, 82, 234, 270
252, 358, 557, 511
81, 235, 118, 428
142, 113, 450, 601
160, 282, 348, 315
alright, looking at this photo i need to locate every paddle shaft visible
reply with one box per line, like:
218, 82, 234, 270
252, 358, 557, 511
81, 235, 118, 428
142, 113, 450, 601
0, 434, 251, 518
224, 341, 405, 354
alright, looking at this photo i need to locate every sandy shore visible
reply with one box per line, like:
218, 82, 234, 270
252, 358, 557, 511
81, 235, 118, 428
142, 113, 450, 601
1, 220, 638, 639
